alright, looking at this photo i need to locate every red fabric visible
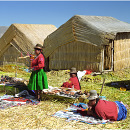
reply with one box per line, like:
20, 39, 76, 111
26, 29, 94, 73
62, 77, 80, 90
84, 70, 92, 75
2, 98, 29, 102
31, 54, 45, 71
94, 100, 118, 121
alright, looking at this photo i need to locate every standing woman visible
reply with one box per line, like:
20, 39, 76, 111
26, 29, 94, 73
28, 44, 48, 101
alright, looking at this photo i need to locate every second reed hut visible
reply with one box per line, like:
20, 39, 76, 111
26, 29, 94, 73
43, 15, 130, 72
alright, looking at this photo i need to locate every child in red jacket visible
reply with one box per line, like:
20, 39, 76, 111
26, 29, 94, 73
61, 67, 81, 90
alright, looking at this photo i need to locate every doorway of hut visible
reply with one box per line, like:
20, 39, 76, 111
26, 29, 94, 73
45, 57, 49, 71
103, 40, 114, 71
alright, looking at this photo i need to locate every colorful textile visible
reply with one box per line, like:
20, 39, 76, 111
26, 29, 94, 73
73, 103, 89, 110
0, 96, 39, 110
62, 77, 80, 90
28, 69, 48, 90
94, 99, 118, 121
99, 96, 107, 100
115, 101, 127, 121
0, 95, 13, 101
31, 54, 45, 71
53, 104, 111, 124
85, 70, 92, 75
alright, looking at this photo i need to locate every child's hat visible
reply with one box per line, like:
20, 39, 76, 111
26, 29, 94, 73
70, 67, 77, 74
87, 90, 98, 100
34, 44, 43, 50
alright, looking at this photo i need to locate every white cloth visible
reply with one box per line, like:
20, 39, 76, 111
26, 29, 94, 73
15, 90, 35, 99
77, 70, 86, 82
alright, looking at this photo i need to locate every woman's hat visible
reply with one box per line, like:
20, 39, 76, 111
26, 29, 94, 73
87, 90, 98, 100
34, 44, 43, 50
70, 67, 77, 74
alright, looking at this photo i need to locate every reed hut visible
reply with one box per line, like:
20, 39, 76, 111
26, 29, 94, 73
0, 24, 57, 66
43, 15, 130, 71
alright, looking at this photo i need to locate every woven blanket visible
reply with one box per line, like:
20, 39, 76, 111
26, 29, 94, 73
0, 95, 39, 109
53, 105, 112, 124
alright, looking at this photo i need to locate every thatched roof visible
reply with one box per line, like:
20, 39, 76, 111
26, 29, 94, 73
43, 15, 130, 57
0, 24, 57, 57
0, 26, 8, 38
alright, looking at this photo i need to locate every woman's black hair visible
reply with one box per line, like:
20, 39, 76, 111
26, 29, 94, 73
35, 48, 46, 71
70, 73, 77, 77
40, 50, 46, 71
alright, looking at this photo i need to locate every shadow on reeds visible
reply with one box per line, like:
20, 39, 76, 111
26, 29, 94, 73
105, 80, 130, 90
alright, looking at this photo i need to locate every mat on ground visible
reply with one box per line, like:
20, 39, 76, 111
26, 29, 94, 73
52, 103, 112, 124
0, 95, 39, 109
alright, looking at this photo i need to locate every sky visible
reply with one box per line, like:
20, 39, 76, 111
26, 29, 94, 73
0, 1, 130, 28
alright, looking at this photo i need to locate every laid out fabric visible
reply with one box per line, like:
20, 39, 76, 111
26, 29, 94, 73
0, 95, 39, 109
31, 54, 45, 71
94, 99, 118, 121
0, 95, 14, 101
62, 77, 80, 90
85, 70, 92, 75
115, 101, 127, 121
28, 69, 48, 90
15, 90, 35, 99
73, 103, 89, 110
53, 104, 111, 124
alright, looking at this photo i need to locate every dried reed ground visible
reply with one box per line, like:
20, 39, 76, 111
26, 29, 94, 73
0, 66, 129, 129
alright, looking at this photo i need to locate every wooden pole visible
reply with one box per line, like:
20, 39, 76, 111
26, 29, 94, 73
100, 78, 105, 96
15, 58, 17, 77
15, 58, 18, 95
102, 48, 104, 72
111, 40, 114, 71
18, 56, 30, 59
3, 56, 5, 68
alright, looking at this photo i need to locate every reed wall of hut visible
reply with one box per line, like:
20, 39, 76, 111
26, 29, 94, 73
49, 41, 102, 71
114, 32, 130, 71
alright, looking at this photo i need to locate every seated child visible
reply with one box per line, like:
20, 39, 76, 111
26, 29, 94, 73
61, 67, 81, 90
